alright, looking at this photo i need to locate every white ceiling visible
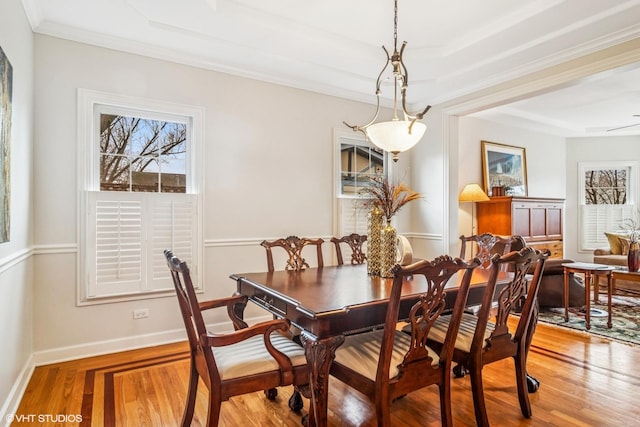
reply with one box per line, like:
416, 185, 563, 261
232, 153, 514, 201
21, 0, 640, 136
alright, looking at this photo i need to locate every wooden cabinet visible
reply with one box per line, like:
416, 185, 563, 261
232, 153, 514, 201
476, 196, 564, 258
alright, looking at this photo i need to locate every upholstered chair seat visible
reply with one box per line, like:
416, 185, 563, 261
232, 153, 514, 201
213, 333, 307, 380
428, 314, 494, 353
333, 329, 439, 381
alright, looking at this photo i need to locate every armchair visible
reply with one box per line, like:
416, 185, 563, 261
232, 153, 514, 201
164, 250, 309, 426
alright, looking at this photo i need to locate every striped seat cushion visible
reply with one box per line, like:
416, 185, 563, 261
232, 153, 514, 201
424, 313, 494, 352
213, 332, 307, 380
333, 329, 440, 381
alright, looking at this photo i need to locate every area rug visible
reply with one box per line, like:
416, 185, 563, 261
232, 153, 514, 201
537, 291, 640, 346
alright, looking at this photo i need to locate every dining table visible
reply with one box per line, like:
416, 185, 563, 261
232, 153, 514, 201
230, 263, 512, 427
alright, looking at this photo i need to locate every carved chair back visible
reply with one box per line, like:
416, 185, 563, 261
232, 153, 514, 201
261, 236, 324, 272
329, 256, 480, 426
459, 233, 519, 269
331, 233, 367, 265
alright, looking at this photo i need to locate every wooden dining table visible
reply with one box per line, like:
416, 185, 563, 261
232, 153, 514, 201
230, 263, 512, 427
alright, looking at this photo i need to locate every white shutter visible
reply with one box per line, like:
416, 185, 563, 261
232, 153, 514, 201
580, 204, 635, 251
87, 191, 198, 299
338, 198, 369, 237
88, 192, 144, 298
149, 194, 198, 291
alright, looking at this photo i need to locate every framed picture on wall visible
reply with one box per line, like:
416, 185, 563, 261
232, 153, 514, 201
481, 140, 527, 197
0, 45, 12, 243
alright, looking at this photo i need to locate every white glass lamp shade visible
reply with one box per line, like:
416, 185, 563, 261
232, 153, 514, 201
366, 120, 426, 159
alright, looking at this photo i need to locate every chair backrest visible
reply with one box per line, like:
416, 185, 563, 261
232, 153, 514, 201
470, 247, 548, 356
379, 256, 480, 387
330, 233, 367, 265
261, 235, 324, 272
164, 249, 222, 384
459, 233, 519, 268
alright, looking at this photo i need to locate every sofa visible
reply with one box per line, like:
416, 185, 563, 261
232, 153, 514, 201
593, 231, 629, 266
592, 231, 640, 293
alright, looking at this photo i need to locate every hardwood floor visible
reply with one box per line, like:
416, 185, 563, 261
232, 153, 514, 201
14, 321, 640, 426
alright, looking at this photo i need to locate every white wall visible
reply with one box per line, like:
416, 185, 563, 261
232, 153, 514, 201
0, 0, 35, 420
31, 35, 393, 359
408, 105, 449, 257
566, 135, 640, 261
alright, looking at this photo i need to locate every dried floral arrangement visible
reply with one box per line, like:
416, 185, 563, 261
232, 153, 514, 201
620, 210, 640, 243
360, 176, 421, 222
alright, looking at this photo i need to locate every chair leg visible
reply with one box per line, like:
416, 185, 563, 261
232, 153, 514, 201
438, 374, 454, 427
288, 390, 304, 413
181, 364, 199, 427
469, 367, 490, 427
264, 388, 278, 400
374, 392, 391, 427
453, 363, 468, 378
514, 353, 533, 418
206, 390, 223, 427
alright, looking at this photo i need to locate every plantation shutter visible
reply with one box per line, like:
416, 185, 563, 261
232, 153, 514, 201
338, 198, 369, 237
580, 204, 635, 251
87, 191, 198, 299
149, 195, 198, 291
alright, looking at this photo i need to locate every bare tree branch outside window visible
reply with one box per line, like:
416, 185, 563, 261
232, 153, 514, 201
99, 114, 187, 193
584, 168, 627, 205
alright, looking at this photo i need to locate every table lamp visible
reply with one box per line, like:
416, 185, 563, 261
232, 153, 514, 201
459, 183, 490, 235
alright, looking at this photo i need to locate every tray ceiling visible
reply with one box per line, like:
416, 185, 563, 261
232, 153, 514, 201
21, 0, 640, 136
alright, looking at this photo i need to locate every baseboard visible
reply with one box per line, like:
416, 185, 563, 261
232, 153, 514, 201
31, 313, 273, 366
32, 329, 187, 366
0, 354, 36, 427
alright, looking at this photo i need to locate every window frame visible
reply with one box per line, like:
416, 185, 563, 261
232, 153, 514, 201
333, 129, 389, 237
578, 160, 639, 252
77, 89, 204, 305
334, 129, 387, 199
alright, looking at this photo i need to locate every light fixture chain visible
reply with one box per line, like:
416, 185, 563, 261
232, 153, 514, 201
393, 0, 398, 51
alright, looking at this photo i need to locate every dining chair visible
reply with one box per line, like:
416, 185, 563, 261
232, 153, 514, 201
259, 235, 323, 407
329, 255, 481, 427
427, 247, 548, 426
164, 250, 309, 426
261, 235, 324, 272
459, 233, 519, 269
331, 233, 367, 265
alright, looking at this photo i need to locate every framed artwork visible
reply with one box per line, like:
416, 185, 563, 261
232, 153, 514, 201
0, 45, 12, 243
481, 140, 527, 197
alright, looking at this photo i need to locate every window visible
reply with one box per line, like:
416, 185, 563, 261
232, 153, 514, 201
98, 111, 187, 193
579, 161, 638, 251
333, 129, 386, 236
78, 89, 203, 304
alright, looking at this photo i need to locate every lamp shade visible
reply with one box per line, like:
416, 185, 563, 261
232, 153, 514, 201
366, 120, 427, 154
459, 183, 490, 202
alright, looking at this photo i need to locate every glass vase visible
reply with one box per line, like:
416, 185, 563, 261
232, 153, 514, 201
380, 220, 397, 278
367, 205, 383, 276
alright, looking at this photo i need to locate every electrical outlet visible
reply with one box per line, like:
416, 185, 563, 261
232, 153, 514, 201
133, 308, 149, 319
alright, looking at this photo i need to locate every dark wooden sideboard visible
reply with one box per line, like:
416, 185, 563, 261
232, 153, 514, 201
477, 196, 564, 258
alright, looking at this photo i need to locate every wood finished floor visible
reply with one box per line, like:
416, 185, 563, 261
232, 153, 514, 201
14, 321, 640, 426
